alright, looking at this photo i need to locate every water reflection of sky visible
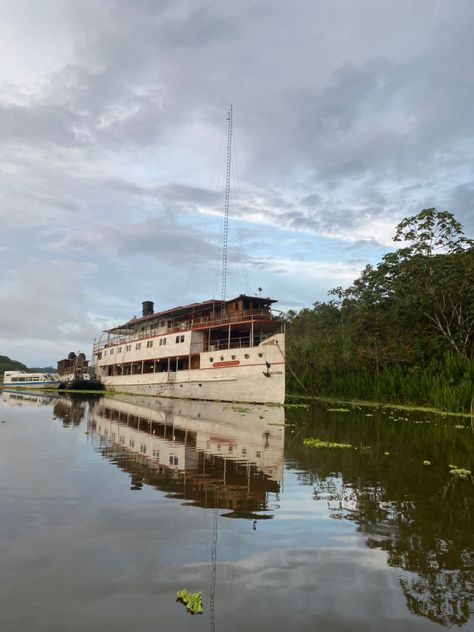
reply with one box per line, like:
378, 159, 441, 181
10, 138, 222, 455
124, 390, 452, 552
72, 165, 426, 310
0, 393, 473, 631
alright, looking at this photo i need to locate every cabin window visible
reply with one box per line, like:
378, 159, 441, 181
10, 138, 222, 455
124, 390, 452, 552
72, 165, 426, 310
109, 348, 114, 354
209, 357, 213, 362
159, 339, 162, 346
175, 335, 180, 343
135, 343, 141, 350
245, 354, 249, 359
147, 341, 153, 348
180, 335, 185, 342
163, 338, 167, 346
104, 350, 107, 356
153, 449, 160, 458
140, 444, 147, 454
117, 347, 122, 353
11, 377, 18, 382
98, 352, 102, 359
129, 440, 135, 448
126, 345, 131, 351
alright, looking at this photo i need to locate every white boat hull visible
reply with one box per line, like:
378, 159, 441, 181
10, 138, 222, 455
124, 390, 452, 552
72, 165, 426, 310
100, 333, 285, 404
2, 382, 60, 390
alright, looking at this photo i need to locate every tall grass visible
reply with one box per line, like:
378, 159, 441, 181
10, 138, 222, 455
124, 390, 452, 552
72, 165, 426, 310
287, 352, 474, 412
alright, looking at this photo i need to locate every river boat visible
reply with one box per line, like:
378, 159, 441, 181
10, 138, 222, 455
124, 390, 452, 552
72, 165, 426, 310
2, 371, 61, 389
57, 352, 104, 390
92, 295, 285, 404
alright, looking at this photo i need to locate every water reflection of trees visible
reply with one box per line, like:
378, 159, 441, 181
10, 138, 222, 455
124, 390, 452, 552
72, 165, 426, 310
287, 407, 474, 627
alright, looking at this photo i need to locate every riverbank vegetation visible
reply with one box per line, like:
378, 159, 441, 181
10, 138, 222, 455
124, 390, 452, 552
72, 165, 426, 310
286, 209, 474, 412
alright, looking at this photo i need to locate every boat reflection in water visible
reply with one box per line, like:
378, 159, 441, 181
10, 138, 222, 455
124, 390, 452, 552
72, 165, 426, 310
88, 395, 284, 518
1, 390, 59, 407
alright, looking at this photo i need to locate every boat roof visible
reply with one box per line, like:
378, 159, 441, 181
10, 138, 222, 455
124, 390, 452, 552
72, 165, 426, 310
108, 294, 277, 333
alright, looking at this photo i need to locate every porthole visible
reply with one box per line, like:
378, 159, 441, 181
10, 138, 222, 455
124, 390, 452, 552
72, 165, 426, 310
209, 357, 214, 362
231, 355, 236, 360
258, 353, 263, 358
199, 383, 202, 387
244, 353, 249, 359
220, 356, 224, 361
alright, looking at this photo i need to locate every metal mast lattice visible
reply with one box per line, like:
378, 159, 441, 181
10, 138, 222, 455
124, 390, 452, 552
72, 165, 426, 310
221, 105, 233, 309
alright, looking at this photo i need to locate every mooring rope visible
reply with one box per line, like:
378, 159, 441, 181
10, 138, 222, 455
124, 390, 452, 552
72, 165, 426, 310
275, 341, 308, 393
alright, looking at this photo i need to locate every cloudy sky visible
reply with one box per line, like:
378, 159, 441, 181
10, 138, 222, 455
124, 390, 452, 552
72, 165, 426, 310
1, 0, 473, 365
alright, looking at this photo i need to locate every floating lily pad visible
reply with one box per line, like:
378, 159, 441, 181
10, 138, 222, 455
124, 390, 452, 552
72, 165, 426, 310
176, 589, 203, 615
448, 465, 471, 479
303, 437, 352, 449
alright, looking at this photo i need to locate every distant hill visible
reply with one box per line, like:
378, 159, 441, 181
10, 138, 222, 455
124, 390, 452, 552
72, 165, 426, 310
0, 355, 55, 377
0, 355, 28, 374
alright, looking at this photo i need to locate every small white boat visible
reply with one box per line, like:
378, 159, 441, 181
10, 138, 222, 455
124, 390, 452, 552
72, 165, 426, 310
2, 371, 61, 389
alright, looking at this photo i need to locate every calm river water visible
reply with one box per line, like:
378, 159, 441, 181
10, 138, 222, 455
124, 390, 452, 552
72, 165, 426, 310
0, 391, 473, 631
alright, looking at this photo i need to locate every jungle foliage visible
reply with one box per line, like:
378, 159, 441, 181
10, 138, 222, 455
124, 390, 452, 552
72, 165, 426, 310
285, 209, 474, 411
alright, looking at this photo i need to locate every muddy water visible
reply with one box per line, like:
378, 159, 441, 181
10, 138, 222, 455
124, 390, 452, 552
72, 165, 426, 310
0, 391, 473, 631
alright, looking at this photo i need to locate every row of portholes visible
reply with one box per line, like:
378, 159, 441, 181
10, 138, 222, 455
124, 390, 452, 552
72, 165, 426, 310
208, 352, 264, 362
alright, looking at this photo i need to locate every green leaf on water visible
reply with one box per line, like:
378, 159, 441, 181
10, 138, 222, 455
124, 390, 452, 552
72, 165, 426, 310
303, 437, 352, 449
176, 588, 203, 615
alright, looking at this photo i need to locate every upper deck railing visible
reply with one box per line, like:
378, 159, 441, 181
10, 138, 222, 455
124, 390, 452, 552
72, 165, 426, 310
93, 309, 282, 353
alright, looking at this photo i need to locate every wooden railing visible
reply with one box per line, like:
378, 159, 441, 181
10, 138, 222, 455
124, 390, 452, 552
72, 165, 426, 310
94, 310, 280, 353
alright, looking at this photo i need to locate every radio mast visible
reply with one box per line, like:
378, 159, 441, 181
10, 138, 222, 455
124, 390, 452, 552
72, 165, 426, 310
221, 105, 233, 309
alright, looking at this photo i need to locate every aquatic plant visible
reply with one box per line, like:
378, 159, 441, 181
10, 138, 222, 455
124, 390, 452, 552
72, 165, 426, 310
326, 408, 351, 412
231, 406, 250, 413
448, 465, 472, 480
303, 437, 352, 449
284, 403, 310, 409
176, 589, 203, 614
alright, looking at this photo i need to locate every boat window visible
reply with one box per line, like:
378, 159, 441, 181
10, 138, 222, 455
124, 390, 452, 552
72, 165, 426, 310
117, 347, 122, 353
180, 335, 185, 343
135, 343, 141, 350
147, 341, 153, 348
11, 377, 18, 382
163, 338, 167, 345
98, 352, 102, 359
109, 348, 114, 354
175, 335, 180, 343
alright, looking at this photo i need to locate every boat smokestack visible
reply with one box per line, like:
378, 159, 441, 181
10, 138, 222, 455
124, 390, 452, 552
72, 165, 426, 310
142, 301, 154, 317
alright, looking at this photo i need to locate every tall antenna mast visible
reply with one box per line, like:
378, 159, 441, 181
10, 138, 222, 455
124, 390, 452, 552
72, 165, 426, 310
221, 105, 233, 308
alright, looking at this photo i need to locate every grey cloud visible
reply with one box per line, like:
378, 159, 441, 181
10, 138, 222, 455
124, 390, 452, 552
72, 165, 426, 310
1, 0, 474, 363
